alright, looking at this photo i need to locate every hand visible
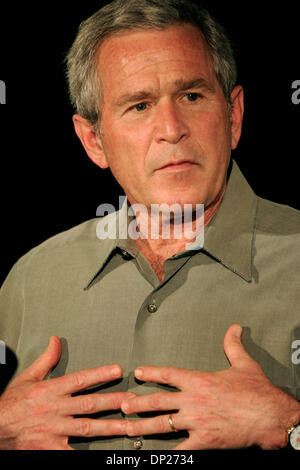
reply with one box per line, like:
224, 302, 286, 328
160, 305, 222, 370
122, 324, 300, 450
0, 336, 134, 450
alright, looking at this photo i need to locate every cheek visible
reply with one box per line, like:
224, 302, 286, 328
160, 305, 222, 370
196, 109, 231, 157
100, 129, 144, 193
106, 124, 151, 174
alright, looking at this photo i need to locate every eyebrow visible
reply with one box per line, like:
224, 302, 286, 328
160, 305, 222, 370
173, 77, 215, 93
114, 77, 215, 108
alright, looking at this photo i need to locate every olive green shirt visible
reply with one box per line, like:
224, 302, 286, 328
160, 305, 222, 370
0, 160, 299, 450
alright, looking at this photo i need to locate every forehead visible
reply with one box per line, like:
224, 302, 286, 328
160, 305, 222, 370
96, 24, 217, 94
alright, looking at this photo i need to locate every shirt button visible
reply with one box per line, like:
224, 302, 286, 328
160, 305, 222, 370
121, 249, 131, 259
147, 303, 157, 313
133, 439, 143, 450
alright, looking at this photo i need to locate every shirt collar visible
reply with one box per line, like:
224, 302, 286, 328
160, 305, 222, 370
202, 159, 258, 282
84, 196, 135, 290
84, 159, 257, 289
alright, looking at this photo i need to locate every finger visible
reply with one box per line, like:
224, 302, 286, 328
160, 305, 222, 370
121, 392, 180, 415
223, 324, 259, 370
59, 417, 128, 437
134, 366, 195, 391
48, 364, 124, 396
61, 392, 136, 416
14, 336, 62, 384
126, 413, 183, 437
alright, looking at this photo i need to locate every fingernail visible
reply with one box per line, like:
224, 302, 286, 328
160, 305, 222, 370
135, 368, 143, 379
126, 393, 136, 398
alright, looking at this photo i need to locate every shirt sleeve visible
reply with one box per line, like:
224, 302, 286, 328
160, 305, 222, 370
0, 260, 25, 388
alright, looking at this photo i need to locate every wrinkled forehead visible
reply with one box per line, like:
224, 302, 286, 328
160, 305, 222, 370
96, 24, 216, 92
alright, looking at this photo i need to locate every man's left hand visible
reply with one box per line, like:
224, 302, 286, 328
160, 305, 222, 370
121, 324, 300, 450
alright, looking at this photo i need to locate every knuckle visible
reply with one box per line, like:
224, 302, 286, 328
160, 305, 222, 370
161, 368, 172, 383
188, 393, 201, 407
191, 413, 206, 426
157, 415, 167, 433
34, 402, 52, 417
77, 419, 91, 437
188, 392, 212, 407
32, 423, 50, 435
71, 372, 86, 389
193, 372, 215, 388
126, 421, 135, 436
202, 430, 219, 447
113, 395, 124, 410
80, 396, 95, 413
22, 424, 50, 443
149, 394, 161, 410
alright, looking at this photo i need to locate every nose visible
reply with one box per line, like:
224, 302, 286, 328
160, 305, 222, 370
154, 99, 189, 144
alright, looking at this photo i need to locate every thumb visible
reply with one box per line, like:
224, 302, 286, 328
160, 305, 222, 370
223, 324, 256, 370
16, 336, 62, 383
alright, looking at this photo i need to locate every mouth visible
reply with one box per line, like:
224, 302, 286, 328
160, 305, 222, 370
157, 160, 196, 172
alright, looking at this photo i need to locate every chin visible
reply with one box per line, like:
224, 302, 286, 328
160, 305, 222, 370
151, 189, 206, 207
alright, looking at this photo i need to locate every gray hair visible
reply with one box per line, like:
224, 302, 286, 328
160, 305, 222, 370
66, 0, 237, 130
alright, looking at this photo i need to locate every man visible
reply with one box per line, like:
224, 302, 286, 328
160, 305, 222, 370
0, 0, 299, 451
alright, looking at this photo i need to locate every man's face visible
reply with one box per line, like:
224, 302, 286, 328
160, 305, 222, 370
95, 24, 242, 209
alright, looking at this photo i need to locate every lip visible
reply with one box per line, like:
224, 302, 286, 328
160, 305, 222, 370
157, 160, 196, 172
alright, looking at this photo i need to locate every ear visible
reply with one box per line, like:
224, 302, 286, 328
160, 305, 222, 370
72, 114, 109, 169
230, 85, 244, 150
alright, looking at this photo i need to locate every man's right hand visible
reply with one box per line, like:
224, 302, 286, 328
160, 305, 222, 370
0, 336, 134, 449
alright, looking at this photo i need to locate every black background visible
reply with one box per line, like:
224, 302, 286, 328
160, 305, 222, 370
0, 0, 299, 285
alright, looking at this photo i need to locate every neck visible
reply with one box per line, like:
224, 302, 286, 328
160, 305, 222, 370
130, 183, 226, 276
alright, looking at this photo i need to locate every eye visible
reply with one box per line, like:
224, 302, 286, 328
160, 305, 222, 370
134, 102, 148, 112
185, 92, 201, 102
